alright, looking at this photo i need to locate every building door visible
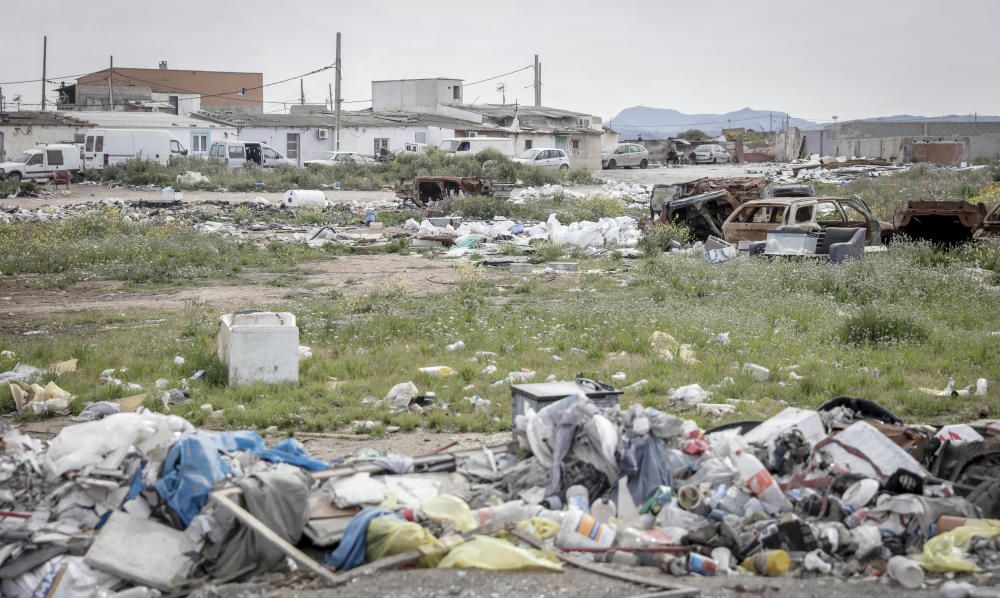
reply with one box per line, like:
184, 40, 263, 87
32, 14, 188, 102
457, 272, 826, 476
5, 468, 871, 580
374, 138, 389, 158
555, 136, 567, 150
286, 133, 300, 166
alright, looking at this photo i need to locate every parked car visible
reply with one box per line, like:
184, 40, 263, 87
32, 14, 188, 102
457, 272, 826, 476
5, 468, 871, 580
513, 148, 570, 170
721, 196, 891, 245
602, 143, 649, 169
0, 144, 83, 181
439, 137, 514, 157
84, 129, 187, 169
691, 144, 731, 164
208, 140, 295, 169
304, 151, 375, 167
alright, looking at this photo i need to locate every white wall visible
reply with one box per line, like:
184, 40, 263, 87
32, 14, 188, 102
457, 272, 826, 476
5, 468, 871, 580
237, 125, 458, 163
0, 125, 85, 160
372, 79, 462, 113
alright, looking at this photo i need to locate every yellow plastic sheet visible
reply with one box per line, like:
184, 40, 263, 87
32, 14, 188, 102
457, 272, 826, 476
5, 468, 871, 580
438, 535, 563, 571
913, 519, 1000, 573
516, 517, 560, 541
420, 495, 478, 533
366, 517, 445, 567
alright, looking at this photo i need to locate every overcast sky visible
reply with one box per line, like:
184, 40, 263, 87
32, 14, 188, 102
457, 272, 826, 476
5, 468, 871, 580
3, 0, 997, 123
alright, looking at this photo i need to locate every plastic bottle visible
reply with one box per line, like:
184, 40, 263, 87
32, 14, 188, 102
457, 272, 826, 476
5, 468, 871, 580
473, 500, 526, 527
687, 553, 718, 576
803, 549, 832, 574
566, 485, 590, 512
734, 450, 792, 513
887, 555, 924, 589
741, 550, 791, 576
640, 485, 674, 515
555, 508, 616, 550
591, 497, 616, 524
418, 366, 456, 378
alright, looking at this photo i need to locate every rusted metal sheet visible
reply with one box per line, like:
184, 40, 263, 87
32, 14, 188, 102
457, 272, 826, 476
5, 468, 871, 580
896, 200, 987, 244
911, 142, 964, 165
394, 176, 492, 207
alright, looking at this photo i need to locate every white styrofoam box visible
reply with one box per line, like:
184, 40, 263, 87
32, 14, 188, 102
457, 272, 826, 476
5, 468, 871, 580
742, 407, 826, 460
218, 311, 299, 386
815, 420, 927, 481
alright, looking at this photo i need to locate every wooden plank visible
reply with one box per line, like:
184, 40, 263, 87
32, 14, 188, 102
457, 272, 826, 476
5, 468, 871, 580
211, 491, 339, 586
510, 529, 701, 598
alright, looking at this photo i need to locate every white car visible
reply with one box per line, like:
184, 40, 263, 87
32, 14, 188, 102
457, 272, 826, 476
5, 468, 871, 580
0, 145, 82, 181
513, 148, 570, 170
692, 144, 731, 164
208, 141, 295, 169
304, 151, 374, 167
602, 143, 649, 169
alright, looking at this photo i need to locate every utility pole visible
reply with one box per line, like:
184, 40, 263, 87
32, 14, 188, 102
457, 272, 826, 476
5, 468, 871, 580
300, 79, 305, 105
108, 56, 114, 111
328, 83, 333, 111
40, 36, 47, 110
769, 112, 773, 134
334, 31, 342, 151
0, 87, 4, 112
533, 54, 541, 106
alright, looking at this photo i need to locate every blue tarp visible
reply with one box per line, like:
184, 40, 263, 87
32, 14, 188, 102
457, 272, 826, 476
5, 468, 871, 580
155, 431, 327, 527
322, 508, 398, 571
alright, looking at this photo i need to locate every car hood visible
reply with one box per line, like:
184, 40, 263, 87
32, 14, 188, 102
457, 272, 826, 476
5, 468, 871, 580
512, 157, 534, 164
0, 161, 25, 169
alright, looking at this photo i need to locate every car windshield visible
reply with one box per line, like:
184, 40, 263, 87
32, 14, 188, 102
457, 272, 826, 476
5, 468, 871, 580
520, 149, 542, 159
11, 152, 33, 163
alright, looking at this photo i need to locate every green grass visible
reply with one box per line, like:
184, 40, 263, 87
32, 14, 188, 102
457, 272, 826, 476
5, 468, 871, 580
0, 207, 326, 285
95, 147, 599, 192
2, 240, 997, 431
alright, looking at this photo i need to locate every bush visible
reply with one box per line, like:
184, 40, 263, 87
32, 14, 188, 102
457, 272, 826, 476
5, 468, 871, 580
837, 310, 929, 345
638, 222, 693, 256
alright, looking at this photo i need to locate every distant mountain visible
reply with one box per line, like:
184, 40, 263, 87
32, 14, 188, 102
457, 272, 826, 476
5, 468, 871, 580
607, 106, 821, 140
608, 107, 1000, 140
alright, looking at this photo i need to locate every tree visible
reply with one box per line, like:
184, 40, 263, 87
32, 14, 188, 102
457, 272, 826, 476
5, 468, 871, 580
679, 128, 708, 140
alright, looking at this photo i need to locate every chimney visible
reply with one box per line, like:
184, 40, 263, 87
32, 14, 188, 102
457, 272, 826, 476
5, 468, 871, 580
159, 61, 168, 70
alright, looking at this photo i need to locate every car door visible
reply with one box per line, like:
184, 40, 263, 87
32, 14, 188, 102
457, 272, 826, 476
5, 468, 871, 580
540, 150, 556, 168
227, 144, 246, 168
840, 198, 880, 243
724, 203, 793, 242
24, 153, 45, 178
262, 147, 281, 168
815, 200, 847, 231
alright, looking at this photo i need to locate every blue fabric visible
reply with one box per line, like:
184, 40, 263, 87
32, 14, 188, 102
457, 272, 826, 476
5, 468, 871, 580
155, 431, 327, 527
323, 508, 398, 571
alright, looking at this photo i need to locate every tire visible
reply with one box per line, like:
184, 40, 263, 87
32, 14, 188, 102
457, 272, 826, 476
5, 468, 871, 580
607, 159, 616, 169
639, 159, 648, 169
5, 172, 21, 182
712, 157, 717, 164
559, 164, 569, 171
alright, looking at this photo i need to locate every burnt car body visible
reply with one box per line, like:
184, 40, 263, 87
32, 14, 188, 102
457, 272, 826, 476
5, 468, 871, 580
895, 200, 987, 245
394, 176, 492, 207
973, 202, 1000, 241
721, 196, 890, 246
652, 177, 768, 241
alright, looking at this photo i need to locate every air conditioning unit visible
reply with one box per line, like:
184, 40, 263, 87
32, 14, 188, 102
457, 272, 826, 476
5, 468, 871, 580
317, 129, 330, 140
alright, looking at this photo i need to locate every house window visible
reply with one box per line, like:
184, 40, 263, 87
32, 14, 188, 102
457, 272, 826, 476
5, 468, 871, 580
572, 139, 580, 150
524, 139, 533, 150
452, 85, 461, 100
192, 134, 208, 153
286, 133, 299, 159
374, 138, 389, 156
414, 132, 426, 144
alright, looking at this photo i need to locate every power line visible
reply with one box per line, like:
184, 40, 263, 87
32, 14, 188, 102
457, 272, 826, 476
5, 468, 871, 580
0, 71, 93, 86
464, 65, 533, 87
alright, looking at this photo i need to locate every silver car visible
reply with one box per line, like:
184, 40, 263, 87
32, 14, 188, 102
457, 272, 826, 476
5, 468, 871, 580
692, 144, 731, 164
602, 143, 650, 169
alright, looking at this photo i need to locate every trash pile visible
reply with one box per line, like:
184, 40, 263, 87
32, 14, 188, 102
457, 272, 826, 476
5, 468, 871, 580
512, 181, 648, 205
400, 214, 641, 252
2, 378, 999, 595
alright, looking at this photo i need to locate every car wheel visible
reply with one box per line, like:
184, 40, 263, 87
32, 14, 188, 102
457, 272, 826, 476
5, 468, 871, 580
639, 159, 648, 169
607, 159, 616, 169
6, 172, 21, 182
559, 164, 569, 171
712, 157, 717, 164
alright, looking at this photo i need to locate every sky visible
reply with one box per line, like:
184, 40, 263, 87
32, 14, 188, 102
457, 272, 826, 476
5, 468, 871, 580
3, 0, 998, 123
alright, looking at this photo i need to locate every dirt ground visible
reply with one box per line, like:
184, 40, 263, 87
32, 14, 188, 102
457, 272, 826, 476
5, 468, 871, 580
0, 252, 459, 320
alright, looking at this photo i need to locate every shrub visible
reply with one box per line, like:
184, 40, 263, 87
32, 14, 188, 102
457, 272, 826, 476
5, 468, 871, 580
837, 310, 929, 345
638, 222, 693, 256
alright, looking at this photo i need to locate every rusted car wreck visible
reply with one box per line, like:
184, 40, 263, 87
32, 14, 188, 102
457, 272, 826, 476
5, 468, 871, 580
895, 200, 988, 244
394, 176, 492, 207
650, 177, 770, 240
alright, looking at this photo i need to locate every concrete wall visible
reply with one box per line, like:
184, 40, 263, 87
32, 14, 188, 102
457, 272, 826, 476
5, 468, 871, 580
237, 125, 458, 164
0, 125, 84, 160
372, 79, 463, 113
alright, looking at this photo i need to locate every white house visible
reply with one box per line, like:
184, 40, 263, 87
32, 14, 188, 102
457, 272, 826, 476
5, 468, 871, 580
0, 111, 235, 160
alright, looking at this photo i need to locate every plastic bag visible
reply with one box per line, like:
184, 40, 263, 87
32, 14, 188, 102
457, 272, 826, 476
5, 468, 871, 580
366, 517, 445, 566
438, 536, 563, 571
516, 517, 561, 541
913, 519, 1000, 572
420, 495, 478, 533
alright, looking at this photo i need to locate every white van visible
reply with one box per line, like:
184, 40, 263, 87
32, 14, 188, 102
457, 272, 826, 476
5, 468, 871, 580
439, 137, 514, 157
208, 140, 296, 169
0, 144, 83, 182
84, 129, 187, 169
